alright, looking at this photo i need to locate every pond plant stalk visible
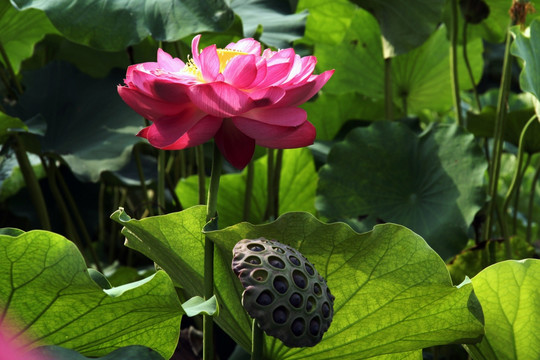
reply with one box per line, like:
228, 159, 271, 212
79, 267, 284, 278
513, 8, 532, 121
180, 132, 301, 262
484, 0, 527, 259
203, 143, 223, 360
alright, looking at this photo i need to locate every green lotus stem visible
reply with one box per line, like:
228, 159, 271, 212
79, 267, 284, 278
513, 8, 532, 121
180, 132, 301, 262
513, 154, 530, 233
0, 41, 22, 94
265, 148, 275, 220
462, 21, 482, 112
243, 161, 255, 221
12, 134, 51, 230
54, 160, 103, 272
484, 28, 514, 242
98, 182, 105, 244
384, 57, 393, 120
134, 145, 154, 216
501, 115, 536, 249
196, 145, 207, 204
526, 162, 540, 243
449, 0, 463, 126
251, 319, 264, 360
41, 156, 80, 249
273, 149, 283, 219
203, 142, 223, 360
157, 149, 166, 215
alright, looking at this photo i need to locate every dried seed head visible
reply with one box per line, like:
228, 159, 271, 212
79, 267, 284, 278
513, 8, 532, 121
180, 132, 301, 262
232, 238, 334, 348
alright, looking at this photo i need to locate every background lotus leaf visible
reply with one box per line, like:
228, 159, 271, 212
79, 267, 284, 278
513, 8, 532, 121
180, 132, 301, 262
351, 0, 445, 57
7, 61, 143, 182
0, 2, 58, 73
316, 122, 487, 259
10, 0, 234, 51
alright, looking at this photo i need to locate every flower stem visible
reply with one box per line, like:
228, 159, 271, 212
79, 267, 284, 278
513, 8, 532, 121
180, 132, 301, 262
450, 0, 463, 126
265, 149, 275, 220
273, 149, 283, 218
384, 57, 393, 120
12, 134, 51, 230
501, 115, 536, 245
157, 149, 166, 215
512, 154, 530, 233
251, 319, 264, 360
526, 162, 540, 243
41, 156, 81, 248
196, 145, 207, 204
243, 161, 255, 221
484, 28, 514, 242
462, 21, 482, 112
53, 159, 103, 272
203, 143, 223, 360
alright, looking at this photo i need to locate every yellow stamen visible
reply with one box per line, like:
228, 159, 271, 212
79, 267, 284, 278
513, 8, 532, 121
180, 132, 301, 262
183, 48, 248, 82
217, 48, 248, 73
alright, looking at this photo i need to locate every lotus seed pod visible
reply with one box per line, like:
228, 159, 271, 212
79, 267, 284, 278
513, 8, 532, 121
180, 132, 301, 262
232, 238, 334, 348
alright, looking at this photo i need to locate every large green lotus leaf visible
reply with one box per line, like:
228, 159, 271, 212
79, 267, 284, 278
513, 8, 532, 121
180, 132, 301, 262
316, 122, 487, 260
33, 345, 165, 360
8, 61, 142, 182
0, 2, 58, 73
466, 259, 540, 360
0, 230, 183, 359
309, 4, 483, 114
391, 26, 483, 114
297, 0, 358, 45
176, 148, 317, 227
511, 19, 540, 116
11, 0, 234, 51
229, 0, 307, 49
351, 0, 445, 57
112, 207, 484, 359
301, 92, 387, 140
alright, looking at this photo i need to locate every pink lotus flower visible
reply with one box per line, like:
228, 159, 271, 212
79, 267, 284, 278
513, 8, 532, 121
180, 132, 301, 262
118, 35, 333, 169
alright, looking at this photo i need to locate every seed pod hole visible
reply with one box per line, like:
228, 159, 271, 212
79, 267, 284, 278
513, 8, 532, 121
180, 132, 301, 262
291, 318, 305, 337
306, 296, 316, 312
245, 256, 261, 265
292, 270, 307, 289
248, 244, 265, 252
309, 316, 321, 336
272, 246, 285, 254
273, 306, 288, 324
314, 283, 322, 296
273, 276, 289, 294
268, 256, 285, 269
289, 292, 303, 308
289, 255, 300, 266
251, 269, 268, 282
256, 290, 274, 306
305, 263, 314, 276
322, 302, 331, 318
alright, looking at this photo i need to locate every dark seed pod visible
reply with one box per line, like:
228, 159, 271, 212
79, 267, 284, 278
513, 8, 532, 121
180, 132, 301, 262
232, 238, 334, 348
